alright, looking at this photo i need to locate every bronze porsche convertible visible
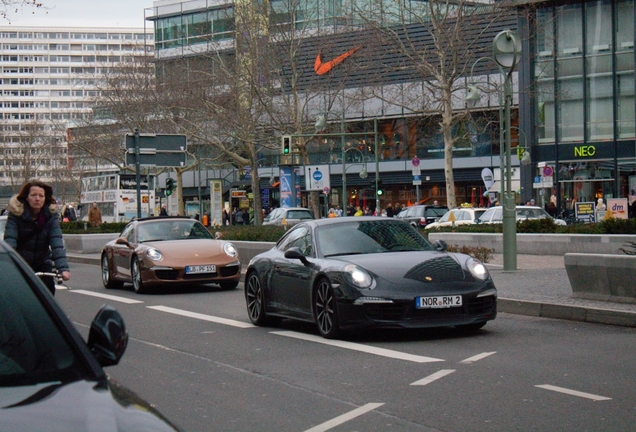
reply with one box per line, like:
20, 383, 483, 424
101, 217, 241, 293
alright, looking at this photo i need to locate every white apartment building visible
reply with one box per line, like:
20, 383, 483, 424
0, 27, 153, 192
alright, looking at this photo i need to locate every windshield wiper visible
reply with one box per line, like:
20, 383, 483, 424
323, 252, 365, 257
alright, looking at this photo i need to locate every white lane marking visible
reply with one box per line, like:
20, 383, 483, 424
304, 403, 384, 432
147, 305, 254, 328
460, 351, 497, 363
70, 290, 144, 304
271, 331, 444, 363
535, 384, 612, 401
410, 369, 456, 386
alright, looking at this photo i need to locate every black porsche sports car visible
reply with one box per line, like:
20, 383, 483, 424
245, 217, 497, 339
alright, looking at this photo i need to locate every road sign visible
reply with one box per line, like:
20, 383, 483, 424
323, 186, 330, 195
125, 133, 186, 152
126, 151, 186, 167
412, 157, 420, 167
305, 165, 330, 191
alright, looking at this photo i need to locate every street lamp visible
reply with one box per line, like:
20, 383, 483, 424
467, 30, 521, 271
342, 146, 368, 212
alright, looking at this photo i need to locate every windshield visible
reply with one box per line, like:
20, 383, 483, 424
317, 220, 434, 257
0, 253, 88, 387
138, 220, 214, 242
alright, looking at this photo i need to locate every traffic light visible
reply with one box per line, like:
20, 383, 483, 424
165, 177, 174, 196
282, 135, 291, 155
376, 180, 383, 196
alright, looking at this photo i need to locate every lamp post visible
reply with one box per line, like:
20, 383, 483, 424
467, 30, 521, 271
342, 146, 368, 212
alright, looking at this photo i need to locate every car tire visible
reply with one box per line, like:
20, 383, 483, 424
101, 254, 123, 289
455, 321, 487, 332
314, 278, 341, 339
220, 281, 239, 290
131, 256, 147, 294
245, 271, 271, 326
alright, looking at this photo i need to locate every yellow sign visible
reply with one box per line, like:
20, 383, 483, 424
574, 145, 596, 157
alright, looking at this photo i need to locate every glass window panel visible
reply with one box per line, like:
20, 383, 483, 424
585, 0, 612, 53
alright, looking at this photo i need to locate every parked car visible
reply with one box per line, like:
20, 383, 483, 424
425, 207, 488, 230
478, 205, 567, 225
244, 217, 497, 339
101, 216, 241, 293
395, 204, 449, 228
262, 207, 314, 226
0, 239, 181, 431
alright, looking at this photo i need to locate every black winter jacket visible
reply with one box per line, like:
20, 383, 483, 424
3, 195, 69, 272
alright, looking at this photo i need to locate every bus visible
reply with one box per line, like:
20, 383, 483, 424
80, 173, 156, 222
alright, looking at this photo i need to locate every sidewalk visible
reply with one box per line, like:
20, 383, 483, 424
67, 253, 636, 328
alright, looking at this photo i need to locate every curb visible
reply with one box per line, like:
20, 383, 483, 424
67, 255, 636, 328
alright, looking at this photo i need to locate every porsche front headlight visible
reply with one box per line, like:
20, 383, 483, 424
343, 265, 373, 289
146, 247, 163, 261
224, 242, 238, 258
466, 258, 488, 281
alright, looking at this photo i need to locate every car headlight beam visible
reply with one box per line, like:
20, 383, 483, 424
343, 265, 373, 289
146, 247, 163, 261
466, 258, 489, 281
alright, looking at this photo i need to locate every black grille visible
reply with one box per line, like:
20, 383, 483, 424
219, 266, 240, 277
155, 270, 180, 280
404, 256, 465, 283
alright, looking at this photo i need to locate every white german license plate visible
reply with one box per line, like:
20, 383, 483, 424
416, 295, 462, 309
185, 265, 216, 274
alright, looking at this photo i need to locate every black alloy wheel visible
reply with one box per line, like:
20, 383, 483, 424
131, 256, 147, 294
101, 254, 123, 289
245, 272, 269, 326
314, 278, 341, 339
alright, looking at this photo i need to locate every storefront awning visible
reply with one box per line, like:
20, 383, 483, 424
487, 180, 520, 193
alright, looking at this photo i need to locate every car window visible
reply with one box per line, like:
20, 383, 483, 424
426, 207, 448, 218
0, 253, 89, 386
287, 210, 313, 220
438, 211, 452, 223
474, 210, 487, 219
316, 220, 433, 257
457, 211, 469, 221
278, 226, 312, 255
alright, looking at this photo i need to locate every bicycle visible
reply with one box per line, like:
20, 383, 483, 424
34, 271, 69, 291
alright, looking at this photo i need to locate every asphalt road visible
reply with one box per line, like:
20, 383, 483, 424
57, 262, 636, 432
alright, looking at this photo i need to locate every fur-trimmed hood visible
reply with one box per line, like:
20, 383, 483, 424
8, 194, 59, 218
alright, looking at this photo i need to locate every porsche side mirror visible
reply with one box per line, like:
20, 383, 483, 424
87, 305, 129, 367
115, 237, 130, 246
284, 247, 309, 265
434, 240, 448, 252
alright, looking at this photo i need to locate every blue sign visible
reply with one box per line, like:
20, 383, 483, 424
413, 175, 420, 181
313, 170, 323, 181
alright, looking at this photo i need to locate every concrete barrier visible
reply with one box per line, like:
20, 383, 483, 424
428, 233, 636, 256
64, 233, 119, 254
564, 253, 636, 303
231, 241, 275, 264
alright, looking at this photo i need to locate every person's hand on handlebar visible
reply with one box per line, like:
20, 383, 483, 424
61, 271, 71, 281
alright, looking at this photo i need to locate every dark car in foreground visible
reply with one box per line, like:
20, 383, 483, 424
245, 217, 497, 339
0, 240, 180, 431
101, 216, 241, 294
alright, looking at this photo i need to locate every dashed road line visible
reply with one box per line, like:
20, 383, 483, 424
70, 289, 144, 304
147, 305, 255, 328
410, 369, 456, 386
460, 351, 496, 363
535, 384, 611, 401
271, 331, 444, 363
304, 403, 384, 432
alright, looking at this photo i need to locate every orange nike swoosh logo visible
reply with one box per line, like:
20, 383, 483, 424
314, 46, 361, 75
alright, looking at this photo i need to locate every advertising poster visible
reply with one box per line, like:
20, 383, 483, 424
574, 201, 595, 223
210, 180, 223, 226
279, 166, 293, 208
607, 198, 629, 219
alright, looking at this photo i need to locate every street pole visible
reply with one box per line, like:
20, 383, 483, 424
134, 128, 142, 219
342, 116, 347, 212
493, 30, 521, 272
374, 118, 379, 214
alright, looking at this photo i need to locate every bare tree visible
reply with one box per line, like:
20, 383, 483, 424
350, 0, 515, 208
1, 0, 43, 20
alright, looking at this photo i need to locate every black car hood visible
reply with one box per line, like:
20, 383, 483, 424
334, 251, 470, 286
0, 378, 180, 432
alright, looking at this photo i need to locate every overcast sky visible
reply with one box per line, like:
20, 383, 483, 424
4, 0, 156, 28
